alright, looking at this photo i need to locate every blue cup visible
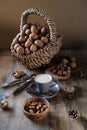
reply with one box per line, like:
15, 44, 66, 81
35, 74, 53, 93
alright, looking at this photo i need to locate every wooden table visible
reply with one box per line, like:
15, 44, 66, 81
0, 50, 87, 130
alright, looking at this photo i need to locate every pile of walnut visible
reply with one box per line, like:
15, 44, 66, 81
24, 100, 48, 114
50, 56, 77, 79
11, 23, 50, 55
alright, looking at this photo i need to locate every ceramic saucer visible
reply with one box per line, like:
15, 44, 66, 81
26, 82, 60, 99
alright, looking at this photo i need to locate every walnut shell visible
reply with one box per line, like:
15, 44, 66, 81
22, 24, 29, 31
18, 36, 27, 43
31, 25, 38, 34
25, 29, 31, 35
14, 43, 20, 50
41, 36, 48, 44
30, 44, 37, 52
29, 33, 38, 40
41, 27, 47, 35
25, 39, 32, 48
25, 48, 30, 55
34, 40, 44, 48
0, 100, 8, 109
16, 46, 24, 55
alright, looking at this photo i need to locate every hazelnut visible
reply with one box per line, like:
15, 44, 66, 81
14, 43, 20, 50
34, 40, 44, 48
25, 29, 31, 35
16, 46, 24, 55
0, 100, 8, 109
25, 48, 30, 55
18, 36, 27, 43
29, 33, 38, 40
25, 39, 32, 48
31, 25, 38, 34
30, 44, 37, 52
41, 27, 47, 35
13, 71, 26, 78
22, 24, 29, 31
41, 36, 48, 44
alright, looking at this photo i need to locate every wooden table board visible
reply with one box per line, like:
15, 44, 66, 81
0, 50, 87, 130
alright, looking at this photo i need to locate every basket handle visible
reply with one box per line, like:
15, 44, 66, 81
20, 8, 57, 42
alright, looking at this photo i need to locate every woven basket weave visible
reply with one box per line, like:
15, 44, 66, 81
10, 8, 62, 69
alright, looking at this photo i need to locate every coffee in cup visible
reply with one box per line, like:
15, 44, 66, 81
35, 74, 53, 93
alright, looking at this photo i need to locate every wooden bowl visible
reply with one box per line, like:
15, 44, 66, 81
23, 97, 50, 121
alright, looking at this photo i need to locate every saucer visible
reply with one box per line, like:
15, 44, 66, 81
26, 82, 60, 99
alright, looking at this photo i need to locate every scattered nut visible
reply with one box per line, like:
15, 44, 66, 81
13, 71, 26, 78
0, 100, 8, 109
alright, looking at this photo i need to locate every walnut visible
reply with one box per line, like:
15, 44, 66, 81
12, 71, 26, 79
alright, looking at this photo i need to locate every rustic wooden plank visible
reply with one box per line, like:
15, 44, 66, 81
0, 50, 87, 130
49, 78, 86, 130
0, 52, 50, 130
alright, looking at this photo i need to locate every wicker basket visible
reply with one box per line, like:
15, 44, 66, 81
10, 8, 62, 69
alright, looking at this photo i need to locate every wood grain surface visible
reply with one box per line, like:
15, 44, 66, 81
0, 50, 87, 130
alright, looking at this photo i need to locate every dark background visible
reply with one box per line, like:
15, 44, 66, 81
0, 0, 87, 50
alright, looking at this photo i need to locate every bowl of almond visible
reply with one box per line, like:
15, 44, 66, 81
23, 97, 50, 121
